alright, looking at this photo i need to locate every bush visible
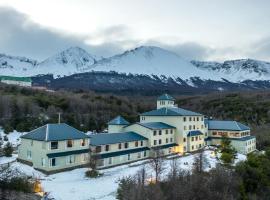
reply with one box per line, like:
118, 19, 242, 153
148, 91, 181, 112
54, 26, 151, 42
85, 169, 100, 178
221, 152, 234, 165
0, 177, 34, 193
4, 142, 13, 157
3, 123, 14, 134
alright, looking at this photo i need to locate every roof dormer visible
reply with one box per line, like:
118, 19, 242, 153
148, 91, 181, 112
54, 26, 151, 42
157, 94, 175, 109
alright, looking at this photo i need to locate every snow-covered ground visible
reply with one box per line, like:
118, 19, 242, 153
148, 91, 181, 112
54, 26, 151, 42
0, 127, 26, 147
0, 150, 246, 200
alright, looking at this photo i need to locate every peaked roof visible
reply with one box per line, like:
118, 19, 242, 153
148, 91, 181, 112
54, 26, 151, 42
141, 107, 203, 116
21, 123, 88, 141
89, 132, 148, 146
157, 94, 175, 101
137, 122, 176, 130
207, 120, 250, 131
108, 116, 130, 125
187, 130, 204, 137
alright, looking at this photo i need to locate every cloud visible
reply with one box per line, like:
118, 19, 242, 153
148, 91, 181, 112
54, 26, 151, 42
0, 7, 128, 60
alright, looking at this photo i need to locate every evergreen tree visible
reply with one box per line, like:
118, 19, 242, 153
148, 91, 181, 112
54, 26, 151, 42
4, 142, 13, 157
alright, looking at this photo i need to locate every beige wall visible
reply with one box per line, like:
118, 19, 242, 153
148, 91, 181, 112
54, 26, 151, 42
140, 115, 205, 153
1, 80, 32, 87
18, 138, 90, 171
108, 125, 125, 133
208, 129, 251, 138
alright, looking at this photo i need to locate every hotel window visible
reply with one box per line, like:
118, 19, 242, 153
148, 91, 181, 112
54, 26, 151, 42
105, 145, 110, 151
184, 126, 187, 130
127, 154, 131, 160
166, 138, 169, 143
144, 151, 147, 157
193, 117, 195, 121
108, 157, 112, 165
81, 153, 88, 162
170, 138, 173, 142
118, 143, 122, 149
184, 146, 186, 151
137, 152, 141, 159
135, 141, 138, 147
212, 132, 217, 136
51, 141, 58, 150
125, 142, 129, 149
159, 139, 162, 145
193, 125, 195, 129
195, 136, 198, 141
27, 150, 32, 159
189, 125, 192, 130
201, 125, 204, 129
170, 129, 173, 134
183, 138, 186, 142
159, 130, 162, 135
141, 141, 143, 146
154, 140, 157, 145
41, 158, 46, 167
166, 130, 168, 134
96, 146, 102, 153
201, 117, 204, 121
50, 158, 56, 167
67, 140, 73, 148
191, 137, 194, 141
189, 117, 192, 121
81, 139, 86, 146
97, 159, 104, 167
192, 145, 194, 150
197, 117, 199, 121
153, 130, 157, 136
183, 117, 186, 122
66, 155, 75, 164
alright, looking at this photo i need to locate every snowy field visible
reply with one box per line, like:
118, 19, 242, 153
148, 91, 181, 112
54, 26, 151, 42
0, 128, 247, 200
1, 150, 246, 200
0, 127, 26, 147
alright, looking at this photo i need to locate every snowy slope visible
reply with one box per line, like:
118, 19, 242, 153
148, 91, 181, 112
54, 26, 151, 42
1, 46, 270, 82
0, 54, 38, 76
37, 47, 98, 78
91, 46, 212, 80
192, 59, 270, 81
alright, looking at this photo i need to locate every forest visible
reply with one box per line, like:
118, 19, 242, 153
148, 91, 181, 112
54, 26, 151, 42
1, 83, 270, 149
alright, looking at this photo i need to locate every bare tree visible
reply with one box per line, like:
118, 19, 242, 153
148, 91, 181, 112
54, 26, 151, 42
149, 148, 165, 182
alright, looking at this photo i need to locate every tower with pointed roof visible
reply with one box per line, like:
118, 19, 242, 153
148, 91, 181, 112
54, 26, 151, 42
157, 93, 176, 109
107, 115, 130, 133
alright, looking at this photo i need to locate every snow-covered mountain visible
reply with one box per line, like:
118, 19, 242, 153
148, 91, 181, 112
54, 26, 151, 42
1, 46, 270, 83
191, 59, 270, 81
90, 46, 211, 80
37, 47, 98, 78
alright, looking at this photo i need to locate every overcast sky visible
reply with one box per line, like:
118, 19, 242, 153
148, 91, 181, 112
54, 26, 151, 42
0, 0, 270, 61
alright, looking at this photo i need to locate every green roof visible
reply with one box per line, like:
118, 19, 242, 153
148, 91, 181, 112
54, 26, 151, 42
151, 143, 178, 150
207, 135, 255, 141
137, 122, 176, 130
0, 76, 32, 82
157, 94, 175, 101
89, 132, 148, 146
108, 116, 130, 125
187, 130, 204, 137
208, 120, 250, 131
21, 123, 88, 141
141, 107, 203, 116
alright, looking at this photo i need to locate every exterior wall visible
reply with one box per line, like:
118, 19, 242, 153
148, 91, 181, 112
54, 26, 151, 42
208, 129, 250, 139
140, 115, 205, 154
187, 135, 204, 152
18, 138, 90, 172
92, 139, 148, 168
108, 125, 124, 133
157, 100, 175, 109
209, 137, 256, 155
124, 124, 175, 149
1, 80, 32, 87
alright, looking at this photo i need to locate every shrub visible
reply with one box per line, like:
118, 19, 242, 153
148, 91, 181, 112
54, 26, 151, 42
4, 142, 13, 157
3, 123, 13, 134
0, 177, 34, 193
85, 169, 100, 178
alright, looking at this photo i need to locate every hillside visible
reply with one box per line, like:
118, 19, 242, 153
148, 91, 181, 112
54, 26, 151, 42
0, 84, 270, 149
